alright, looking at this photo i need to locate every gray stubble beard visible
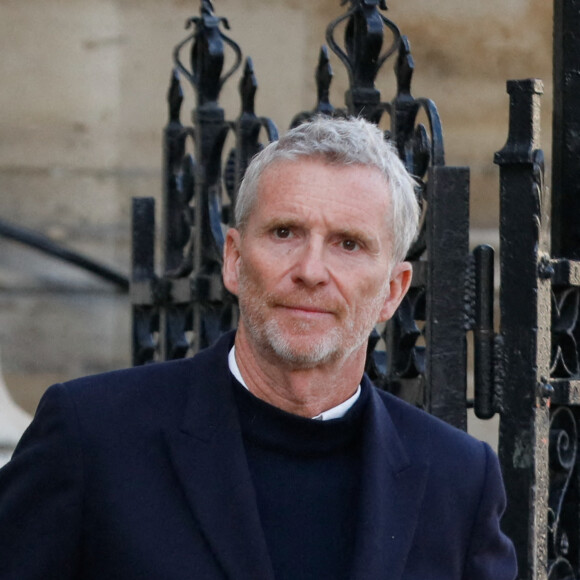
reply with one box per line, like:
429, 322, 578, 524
237, 271, 390, 371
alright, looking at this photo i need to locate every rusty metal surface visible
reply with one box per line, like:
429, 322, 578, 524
495, 79, 552, 580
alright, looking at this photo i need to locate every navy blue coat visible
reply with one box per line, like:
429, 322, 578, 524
0, 332, 516, 579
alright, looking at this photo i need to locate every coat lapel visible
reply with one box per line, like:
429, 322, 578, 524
163, 334, 428, 580
164, 337, 275, 580
350, 386, 429, 580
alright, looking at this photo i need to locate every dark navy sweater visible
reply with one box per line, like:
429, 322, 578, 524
232, 379, 370, 580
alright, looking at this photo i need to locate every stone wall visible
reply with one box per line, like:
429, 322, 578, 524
0, 0, 553, 445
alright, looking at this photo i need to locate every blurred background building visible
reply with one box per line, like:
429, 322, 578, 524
0, 0, 552, 446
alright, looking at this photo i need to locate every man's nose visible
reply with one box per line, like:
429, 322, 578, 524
291, 239, 330, 287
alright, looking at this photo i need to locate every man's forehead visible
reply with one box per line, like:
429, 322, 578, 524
245, 160, 394, 238
256, 158, 391, 199
261, 155, 386, 189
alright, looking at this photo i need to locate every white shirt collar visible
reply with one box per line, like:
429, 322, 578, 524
228, 346, 361, 421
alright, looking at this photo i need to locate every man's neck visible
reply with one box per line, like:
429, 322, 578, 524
233, 327, 365, 418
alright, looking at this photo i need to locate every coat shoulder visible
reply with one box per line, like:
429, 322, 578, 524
49, 332, 235, 431
372, 385, 490, 467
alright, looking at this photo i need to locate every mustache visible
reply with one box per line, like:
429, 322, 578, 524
267, 293, 342, 315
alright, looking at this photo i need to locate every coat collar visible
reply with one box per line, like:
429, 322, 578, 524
165, 333, 428, 580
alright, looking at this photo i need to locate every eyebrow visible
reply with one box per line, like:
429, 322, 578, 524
333, 227, 378, 247
257, 217, 381, 253
257, 216, 301, 232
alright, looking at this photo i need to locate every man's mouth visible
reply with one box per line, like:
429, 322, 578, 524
277, 304, 336, 317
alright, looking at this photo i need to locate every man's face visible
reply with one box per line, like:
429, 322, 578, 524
223, 159, 412, 370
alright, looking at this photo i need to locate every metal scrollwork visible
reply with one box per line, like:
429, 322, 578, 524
225, 57, 279, 217
326, 0, 400, 119
290, 46, 339, 128
551, 288, 580, 378
164, 69, 195, 278
381, 287, 427, 406
324, 0, 444, 180
173, 0, 242, 106
548, 558, 576, 580
132, 0, 471, 430
366, 286, 425, 403
131, 0, 276, 361
391, 36, 445, 172
548, 407, 579, 578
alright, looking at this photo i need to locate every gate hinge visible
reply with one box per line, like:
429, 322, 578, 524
492, 335, 506, 415
463, 253, 476, 331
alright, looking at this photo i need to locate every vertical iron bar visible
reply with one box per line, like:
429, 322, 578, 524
473, 244, 496, 420
161, 70, 193, 361
186, 4, 236, 353
163, 69, 188, 274
425, 165, 470, 430
131, 197, 158, 366
552, 0, 580, 259
495, 79, 550, 580
233, 59, 266, 208
190, 105, 228, 352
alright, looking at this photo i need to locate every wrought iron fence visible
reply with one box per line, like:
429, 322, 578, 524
131, 0, 474, 429
130, 0, 580, 578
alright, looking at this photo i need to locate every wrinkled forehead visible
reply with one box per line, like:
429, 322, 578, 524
256, 157, 391, 198
254, 158, 394, 221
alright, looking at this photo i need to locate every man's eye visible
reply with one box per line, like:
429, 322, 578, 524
273, 227, 292, 239
341, 239, 360, 252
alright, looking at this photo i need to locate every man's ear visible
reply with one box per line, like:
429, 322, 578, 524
378, 262, 413, 323
222, 228, 242, 296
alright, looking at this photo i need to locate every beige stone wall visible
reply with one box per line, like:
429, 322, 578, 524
0, 0, 553, 444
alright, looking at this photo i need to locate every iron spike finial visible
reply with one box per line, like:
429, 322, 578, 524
342, 0, 388, 10
327, 0, 401, 117
239, 57, 257, 116
395, 36, 414, 98
173, 0, 242, 106
167, 68, 184, 123
201, 0, 215, 17
315, 46, 334, 114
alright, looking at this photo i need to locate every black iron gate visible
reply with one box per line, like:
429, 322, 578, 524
130, 1, 580, 577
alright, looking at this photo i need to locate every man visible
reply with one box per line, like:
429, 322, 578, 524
0, 117, 516, 579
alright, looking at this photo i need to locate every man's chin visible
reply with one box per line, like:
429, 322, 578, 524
264, 332, 343, 369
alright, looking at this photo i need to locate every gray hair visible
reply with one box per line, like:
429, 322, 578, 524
235, 116, 420, 264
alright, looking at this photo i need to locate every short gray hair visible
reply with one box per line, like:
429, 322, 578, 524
235, 116, 420, 264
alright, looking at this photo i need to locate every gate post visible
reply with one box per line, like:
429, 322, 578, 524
495, 79, 551, 579
424, 165, 470, 429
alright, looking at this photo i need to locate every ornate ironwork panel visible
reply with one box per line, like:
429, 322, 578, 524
131, 0, 477, 431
